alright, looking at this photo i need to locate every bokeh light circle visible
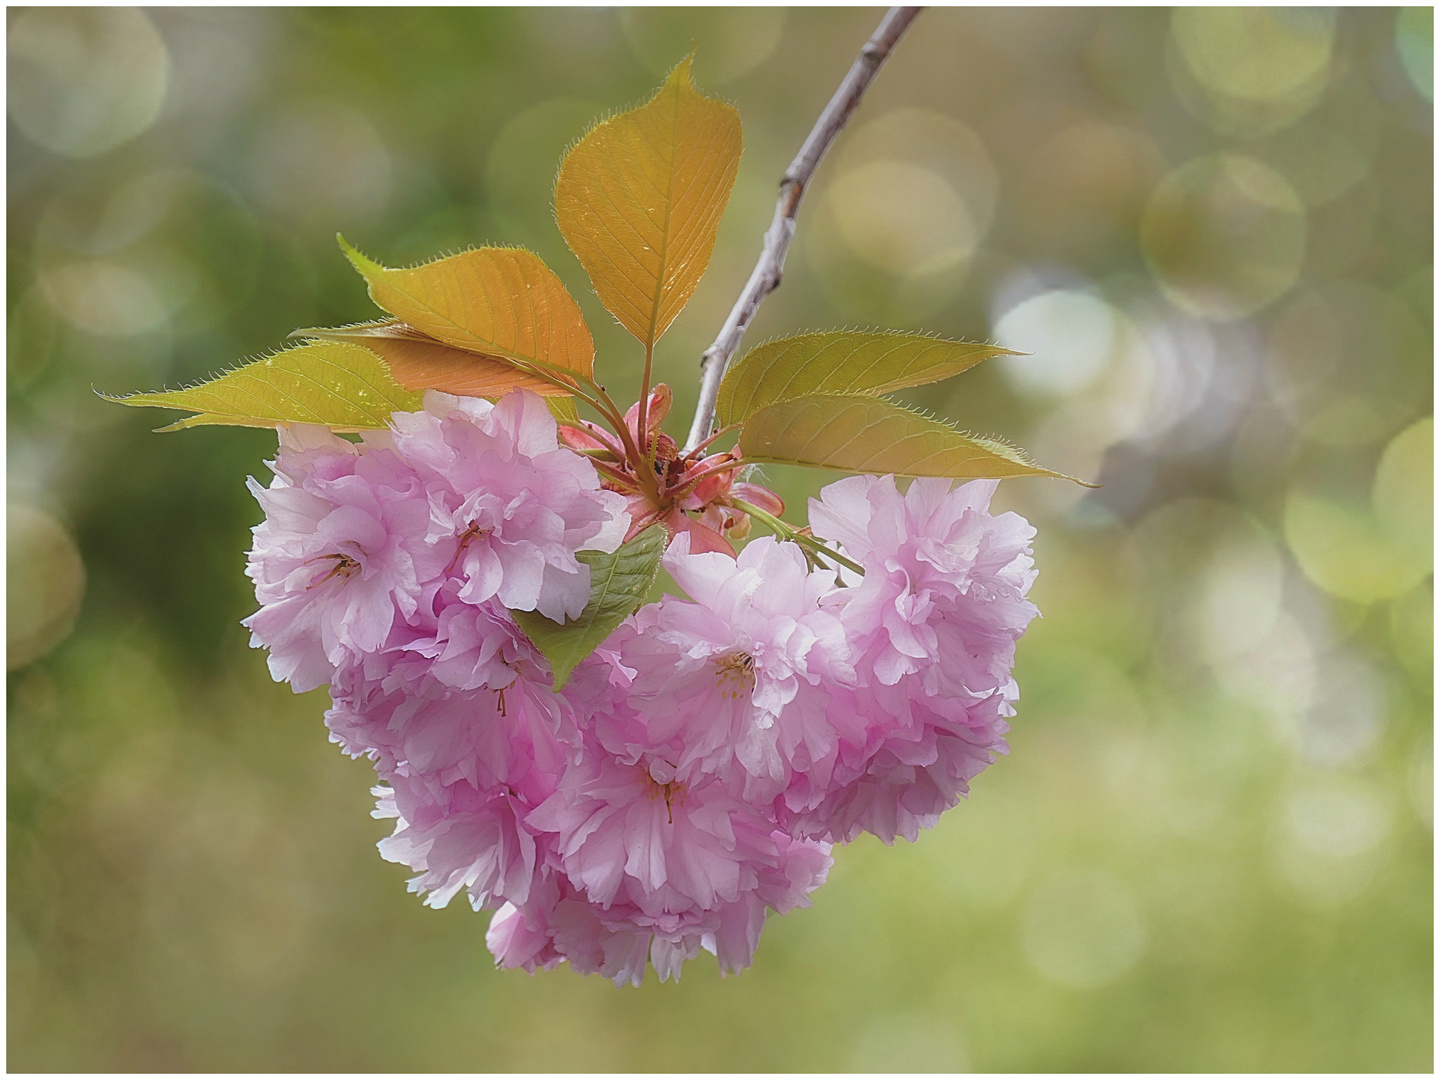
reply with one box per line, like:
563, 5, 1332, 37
809, 108, 997, 323
38, 261, 170, 338
1395, 8, 1433, 102
1372, 417, 1433, 553
995, 289, 1117, 398
1287, 782, 1389, 859
619, 8, 785, 84
1265, 283, 1429, 449
248, 101, 392, 226
1020, 870, 1146, 988
7, 505, 87, 670
1168, 8, 1335, 137
1275, 777, 1391, 907
1172, 8, 1335, 103
1141, 154, 1306, 320
7, 7, 171, 159
827, 161, 977, 276
1194, 515, 1284, 665
1285, 483, 1431, 605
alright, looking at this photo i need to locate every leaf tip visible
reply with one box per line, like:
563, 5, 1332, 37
337, 233, 380, 277
669, 46, 698, 85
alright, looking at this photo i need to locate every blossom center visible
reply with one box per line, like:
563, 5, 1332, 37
713, 650, 757, 701
643, 774, 687, 824
306, 551, 361, 588
447, 521, 495, 573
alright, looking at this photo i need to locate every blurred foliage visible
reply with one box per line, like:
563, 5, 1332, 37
7, 7, 1432, 1071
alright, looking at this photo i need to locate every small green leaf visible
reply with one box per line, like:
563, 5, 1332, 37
512, 525, 667, 690
738, 393, 1085, 482
716, 330, 1017, 427
100, 341, 424, 431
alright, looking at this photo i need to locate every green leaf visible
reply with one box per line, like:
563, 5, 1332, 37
546, 396, 580, 425
512, 525, 667, 691
716, 330, 1017, 427
738, 394, 1085, 482
101, 341, 424, 432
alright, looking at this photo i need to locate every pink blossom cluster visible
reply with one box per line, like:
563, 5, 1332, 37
245, 389, 1038, 986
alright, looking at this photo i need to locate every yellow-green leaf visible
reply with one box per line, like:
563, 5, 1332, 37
101, 341, 424, 432
512, 525, 667, 691
546, 396, 580, 425
738, 394, 1082, 481
555, 54, 741, 348
298, 319, 573, 399
716, 330, 1018, 427
339, 238, 594, 377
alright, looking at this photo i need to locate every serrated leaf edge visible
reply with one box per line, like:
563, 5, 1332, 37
96, 342, 421, 432
739, 392, 1092, 484
716, 328, 1023, 426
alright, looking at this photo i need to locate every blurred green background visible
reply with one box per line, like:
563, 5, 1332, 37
7, 7, 1433, 1071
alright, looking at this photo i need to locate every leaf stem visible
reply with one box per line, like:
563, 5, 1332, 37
730, 497, 865, 577
681, 6, 922, 453
639, 340, 655, 465
590, 458, 642, 492
573, 374, 660, 502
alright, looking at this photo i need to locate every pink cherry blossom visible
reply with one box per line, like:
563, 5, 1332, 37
244, 390, 629, 693
799, 474, 1039, 843
597, 535, 860, 805
390, 391, 629, 621
243, 424, 442, 692
488, 743, 832, 984
325, 633, 578, 795
244, 390, 1042, 981
373, 775, 546, 911
782, 682, 1011, 844
809, 475, 1037, 693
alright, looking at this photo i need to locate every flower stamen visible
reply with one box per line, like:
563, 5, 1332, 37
305, 552, 360, 588
446, 522, 494, 574
713, 650, 756, 701
644, 774, 687, 824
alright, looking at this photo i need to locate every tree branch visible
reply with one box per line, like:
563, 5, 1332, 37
682, 6, 922, 453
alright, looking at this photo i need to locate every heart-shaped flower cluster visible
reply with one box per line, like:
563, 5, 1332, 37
245, 389, 1039, 986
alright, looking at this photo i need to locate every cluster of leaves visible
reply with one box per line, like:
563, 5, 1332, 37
105, 54, 1071, 674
